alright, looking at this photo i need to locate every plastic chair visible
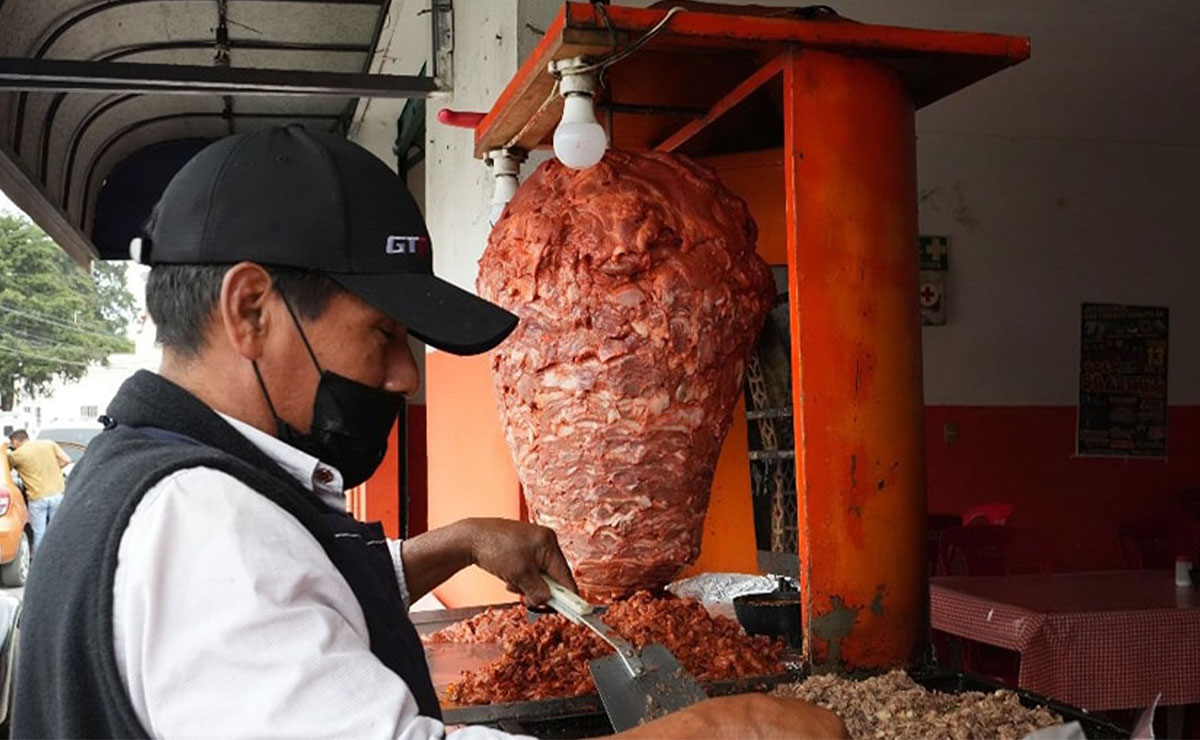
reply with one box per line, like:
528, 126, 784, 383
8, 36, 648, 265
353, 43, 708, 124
1117, 518, 1196, 570
936, 525, 1050, 577
961, 501, 1015, 527
927, 514, 962, 576
934, 524, 1045, 687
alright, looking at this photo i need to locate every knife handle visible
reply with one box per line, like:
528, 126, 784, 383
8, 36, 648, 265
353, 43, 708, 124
541, 574, 593, 623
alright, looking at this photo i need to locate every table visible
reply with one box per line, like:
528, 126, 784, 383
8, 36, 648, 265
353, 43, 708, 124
930, 570, 1200, 712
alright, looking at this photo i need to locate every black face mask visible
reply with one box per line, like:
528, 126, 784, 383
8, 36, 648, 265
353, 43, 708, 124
253, 298, 403, 489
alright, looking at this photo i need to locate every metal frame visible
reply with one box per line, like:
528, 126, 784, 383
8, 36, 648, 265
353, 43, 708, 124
653, 53, 784, 152
38, 39, 372, 182
337, 0, 401, 133
8, 0, 387, 152
0, 58, 439, 97
0, 140, 96, 264
79, 110, 342, 229
62, 93, 139, 213
430, 1, 453, 91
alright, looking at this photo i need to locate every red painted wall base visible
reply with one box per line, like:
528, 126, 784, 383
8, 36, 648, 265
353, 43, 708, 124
925, 405, 1200, 571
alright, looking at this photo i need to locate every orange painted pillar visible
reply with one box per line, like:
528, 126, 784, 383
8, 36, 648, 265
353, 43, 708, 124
784, 49, 927, 671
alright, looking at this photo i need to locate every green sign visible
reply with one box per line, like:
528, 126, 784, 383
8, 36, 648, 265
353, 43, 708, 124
919, 235, 949, 271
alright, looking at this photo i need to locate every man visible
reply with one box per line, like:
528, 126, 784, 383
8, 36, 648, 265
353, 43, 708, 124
6, 429, 70, 553
13, 126, 844, 739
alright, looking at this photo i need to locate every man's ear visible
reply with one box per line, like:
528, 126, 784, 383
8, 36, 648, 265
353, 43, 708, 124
218, 262, 274, 360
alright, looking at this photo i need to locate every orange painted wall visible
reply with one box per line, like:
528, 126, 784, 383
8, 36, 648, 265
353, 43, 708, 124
702, 149, 787, 265
678, 397, 760, 577
350, 404, 428, 539
425, 351, 523, 607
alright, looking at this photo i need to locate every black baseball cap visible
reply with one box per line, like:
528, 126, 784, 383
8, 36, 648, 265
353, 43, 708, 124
133, 124, 516, 355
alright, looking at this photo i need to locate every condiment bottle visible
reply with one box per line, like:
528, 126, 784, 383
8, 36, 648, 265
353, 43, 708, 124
1176, 555, 1194, 588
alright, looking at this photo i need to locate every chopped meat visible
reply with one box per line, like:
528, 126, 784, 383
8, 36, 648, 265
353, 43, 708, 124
477, 151, 774, 599
773, 670, 1064, 740
441, 592, 784, 705
423, 606, 527, 645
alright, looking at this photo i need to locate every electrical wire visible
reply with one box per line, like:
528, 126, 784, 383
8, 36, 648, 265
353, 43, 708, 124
0, 344, 92, 368
0, 328, 67, 349
0, 302, 120, 343
537, 5, 686, 149
0, 325, 103, 352
0, 300, 112, 335
569, 6, 687, 75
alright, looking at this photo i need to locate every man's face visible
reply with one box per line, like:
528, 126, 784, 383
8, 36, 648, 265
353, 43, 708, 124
261, 289, 420, 435
8, 438, 22, 451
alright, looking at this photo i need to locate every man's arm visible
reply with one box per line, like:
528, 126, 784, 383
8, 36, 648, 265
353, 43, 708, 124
400, 518, 577, 605
617, 694, 848, 740
115, 468, 524, 739
53, 443, 71, 468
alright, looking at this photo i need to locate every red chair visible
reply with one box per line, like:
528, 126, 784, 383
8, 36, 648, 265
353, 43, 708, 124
961, 501, 1015, 527
937, 525, 1050, 577
934, 524, 1045, 687
1118, 518, 1197, 570
927, 514, 962, 576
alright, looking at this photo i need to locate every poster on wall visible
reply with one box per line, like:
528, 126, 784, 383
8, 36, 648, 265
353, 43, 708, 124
1077, 303, 1168, 458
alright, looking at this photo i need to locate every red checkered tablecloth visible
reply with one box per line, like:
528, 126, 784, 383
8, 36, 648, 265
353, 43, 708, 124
931, 571, 1200, 711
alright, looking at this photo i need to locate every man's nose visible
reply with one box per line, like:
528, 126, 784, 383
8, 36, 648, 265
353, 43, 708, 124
384, 337, 421, 397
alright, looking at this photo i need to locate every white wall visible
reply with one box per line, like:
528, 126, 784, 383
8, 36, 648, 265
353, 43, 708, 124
422, 1, 560, 294
832, 0, 1200, 405
917, 133, 1200, 405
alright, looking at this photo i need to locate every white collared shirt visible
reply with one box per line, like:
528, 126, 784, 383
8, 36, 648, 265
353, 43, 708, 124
113, 413, 518, 739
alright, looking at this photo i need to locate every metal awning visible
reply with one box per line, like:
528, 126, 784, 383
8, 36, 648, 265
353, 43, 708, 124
0, 0, 441, 263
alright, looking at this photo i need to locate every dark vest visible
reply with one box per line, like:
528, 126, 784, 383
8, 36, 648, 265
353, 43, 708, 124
12, 370, 440, 739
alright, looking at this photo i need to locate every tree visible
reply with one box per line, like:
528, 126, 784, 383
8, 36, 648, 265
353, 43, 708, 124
0, 213, 136, 410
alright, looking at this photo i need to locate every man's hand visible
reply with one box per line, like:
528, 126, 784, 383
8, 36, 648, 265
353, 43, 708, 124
617, 694, 848, 740
399, 517, 576, 605
462, 518, 577, 605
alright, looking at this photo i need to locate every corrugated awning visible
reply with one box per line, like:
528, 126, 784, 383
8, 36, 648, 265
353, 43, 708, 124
0, 0, 439, 263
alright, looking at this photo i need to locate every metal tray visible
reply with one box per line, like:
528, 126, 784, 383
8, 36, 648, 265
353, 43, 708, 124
445, 672, 798, 737
445, 668, 1130, 739
907, 669, 1129, 740
420, 605, 1128, 739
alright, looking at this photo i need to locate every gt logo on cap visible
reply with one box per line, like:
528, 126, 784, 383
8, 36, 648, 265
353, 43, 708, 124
386, 235, 429, 256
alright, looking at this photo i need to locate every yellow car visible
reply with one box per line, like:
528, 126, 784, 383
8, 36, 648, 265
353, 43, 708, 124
0, 450, 30, 588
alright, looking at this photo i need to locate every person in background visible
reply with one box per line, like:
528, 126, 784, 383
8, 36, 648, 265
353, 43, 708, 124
7, 429, 69, 554
12, 126, 845, 740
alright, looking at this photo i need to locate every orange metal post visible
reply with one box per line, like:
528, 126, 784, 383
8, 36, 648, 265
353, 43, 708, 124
784, 49, 927, 671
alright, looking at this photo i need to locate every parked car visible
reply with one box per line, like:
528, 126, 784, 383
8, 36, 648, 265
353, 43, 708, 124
0, 450, 30, 588
0, 590, 19, 732
36, 424, 103, 480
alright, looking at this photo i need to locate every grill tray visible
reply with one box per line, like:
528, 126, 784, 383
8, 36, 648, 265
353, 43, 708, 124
417, 606, 1128, 739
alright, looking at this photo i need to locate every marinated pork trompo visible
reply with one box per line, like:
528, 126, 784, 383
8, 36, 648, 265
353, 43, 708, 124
477, 151, 774, 598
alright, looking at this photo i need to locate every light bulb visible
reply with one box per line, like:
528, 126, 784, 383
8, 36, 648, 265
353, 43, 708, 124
489, 174, 517, 226
553, 94, 606, 169
488, 201, 507, 226
487, 149, 524, 227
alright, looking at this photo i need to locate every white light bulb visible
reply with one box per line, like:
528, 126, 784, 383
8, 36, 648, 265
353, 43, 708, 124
553, 94, 607, 169
488, 201, 507, 226
489, 168, 520, 226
